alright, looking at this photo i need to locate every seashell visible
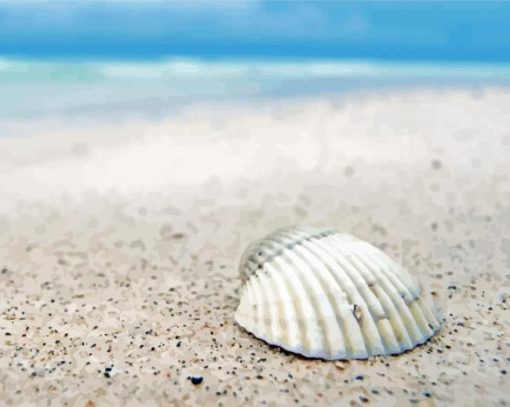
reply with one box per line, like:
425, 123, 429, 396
235, 227, 441, 360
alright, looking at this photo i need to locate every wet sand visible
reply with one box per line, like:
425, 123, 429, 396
0, 88, 509, 406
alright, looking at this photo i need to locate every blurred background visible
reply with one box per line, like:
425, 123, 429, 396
1, 1, 510, 121
1, 0, 510, 229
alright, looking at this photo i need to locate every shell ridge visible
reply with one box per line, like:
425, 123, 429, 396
368, 284, 403, 353
235, 281, 251, 324
239, 284, 252, 322
320, 235, 393, 356
250, 273, 270, 338
272, 255, 323, 354
310, 236, 386, 357
325, 235, 387, 319
408, 300, 437, 341
372, 261, 424, 344
275, 230, 353, 357
346, 252, 413, 352
416, 297, 441, 331
409, 301, 434, 339
365, 253, 428, 343
299, 237, 373, 357
243, 281, 256, 326
236, 280, 258, 333
281, 234, 351, 359
248, 280, 260, 329
234, 286, 247, 325
244, 227, 335, 278
291, 246, 349, 359
325, 234, 401, 355
367, 246, 421, 298
265, 262, 302, 350
414, 295, 438, 327
353, 252, 419, 349
364, 249, 418, 303
258, 271, 283, 344
312, 239, 385, 354
369, 250, 439, 336
361, 249, 440, 338
272, 236, 341, 358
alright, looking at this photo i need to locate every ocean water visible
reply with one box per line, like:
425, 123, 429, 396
2, 58, 510, 122
2, 2, 510, 63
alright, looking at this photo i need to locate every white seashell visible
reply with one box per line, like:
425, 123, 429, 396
235, 227, 441, 360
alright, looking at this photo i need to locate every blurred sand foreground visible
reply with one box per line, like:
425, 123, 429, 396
0, 88, 509, 406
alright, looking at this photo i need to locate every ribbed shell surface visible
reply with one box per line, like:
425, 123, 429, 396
235, 227, 441, 360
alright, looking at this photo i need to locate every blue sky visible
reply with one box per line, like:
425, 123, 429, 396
0, 1, 509, 62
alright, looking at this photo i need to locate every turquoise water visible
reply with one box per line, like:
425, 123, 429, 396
2, 58, 510, 120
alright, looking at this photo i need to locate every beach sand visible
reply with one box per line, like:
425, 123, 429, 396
0, 88, 509, 406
